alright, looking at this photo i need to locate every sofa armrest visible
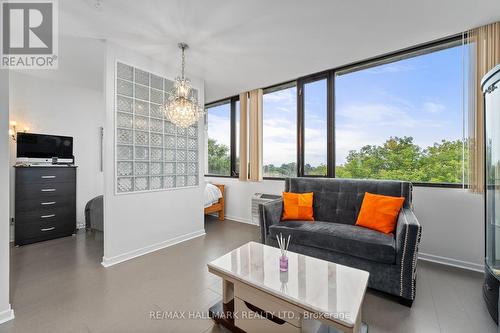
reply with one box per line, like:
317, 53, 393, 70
396, 208, 422, 301
258, 198, 283, 243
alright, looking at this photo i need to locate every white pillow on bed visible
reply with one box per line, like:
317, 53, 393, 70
204, 183, 222, 208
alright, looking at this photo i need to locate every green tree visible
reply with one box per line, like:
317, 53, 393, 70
264, 162, 297, 177
305, 163, 327, 176
420, 139, 464, 183
335, 136, 464, 184
208, 138, 230, 175
214, 135, 464, 184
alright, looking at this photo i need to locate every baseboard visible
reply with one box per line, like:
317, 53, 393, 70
0, 305, 14, 325
224, 215, 256, 226
418, 252, 484, 273
207, 213, 256, 225
101, 229, 206, 267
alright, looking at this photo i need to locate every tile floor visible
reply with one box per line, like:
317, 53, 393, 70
0, 216, 495, 333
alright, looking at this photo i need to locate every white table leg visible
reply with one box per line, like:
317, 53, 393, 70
223, 279, 234, 304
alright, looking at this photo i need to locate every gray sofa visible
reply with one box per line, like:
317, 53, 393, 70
259, 178, 422, 306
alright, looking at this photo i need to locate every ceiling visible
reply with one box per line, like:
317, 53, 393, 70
60, 0, 500, 102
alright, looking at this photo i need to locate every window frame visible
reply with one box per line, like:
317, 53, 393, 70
205, 96, 239, 178
205, 33, 468, 188
261, 82, 299, 179
331, 35, 466, 188
297, 72, 334, 178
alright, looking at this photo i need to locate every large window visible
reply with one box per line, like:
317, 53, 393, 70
205, 36, 468, 187
303, 78, 328, 176
263, 84, 297, 177
335, 42, 467, 184
206, 97, 239, 176
207, 102, 231, 176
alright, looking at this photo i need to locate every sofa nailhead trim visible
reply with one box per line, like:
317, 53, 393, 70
399, 213, 410, 297
410, 225, 422, 299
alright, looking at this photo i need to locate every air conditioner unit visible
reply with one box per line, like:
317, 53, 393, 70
251, 193, 281, 225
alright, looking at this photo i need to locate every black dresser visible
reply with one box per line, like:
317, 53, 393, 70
15, 166, 77, 246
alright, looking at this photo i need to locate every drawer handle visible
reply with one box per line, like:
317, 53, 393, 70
41, 176, 56, 179
41, 214, 56, 219
41, 189, 56, 192
243, 301, 286, 325
41, 201, 56, 206
41, 227, 55, 232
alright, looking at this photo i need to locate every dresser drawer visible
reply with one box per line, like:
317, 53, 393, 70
16, 167, 76, 185
15, 219, 75, 244
15, 196, 76, 215
14, 167, 77, 246
15, 205, 75, 225
16, 182, 76, 200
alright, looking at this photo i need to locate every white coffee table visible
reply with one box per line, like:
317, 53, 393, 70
208, 241, 369, 333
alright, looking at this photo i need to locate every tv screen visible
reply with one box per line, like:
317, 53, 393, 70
17, 133, 73, 159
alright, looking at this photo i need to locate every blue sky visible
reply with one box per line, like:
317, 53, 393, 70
211, 44, 466, 168
207, 103, 231, 148
335, 45, 465, 164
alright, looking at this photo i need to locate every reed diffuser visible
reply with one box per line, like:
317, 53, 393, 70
276, 233, 291, 272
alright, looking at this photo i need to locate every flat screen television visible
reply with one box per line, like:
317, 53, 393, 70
17, 133, 73, 160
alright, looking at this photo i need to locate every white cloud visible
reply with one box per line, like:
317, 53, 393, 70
304, 126, 327, 165
262, 112, 328, 166
263, 89, 295, 103
275, 106, 293, 113
334, 101, 453, 163
337, 103, 419, 128
335, 129, 374, 164
262, 114, 296, 165
263, 118, 294, 139
207, 114, 230, 147
422, 101, 446, 114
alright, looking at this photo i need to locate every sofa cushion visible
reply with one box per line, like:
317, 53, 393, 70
356, 192, 404, 234
284, 178, 412, 225
269, 220, 396, 264
282, 192, 314, 221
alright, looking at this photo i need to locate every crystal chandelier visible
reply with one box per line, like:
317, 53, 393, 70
164, 43, 205, 128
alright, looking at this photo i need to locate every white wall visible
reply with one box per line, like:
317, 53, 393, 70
413, 187, 484, 271
8, 37, 105, 235
0, 71, 14, 324
205, 177, 485, 272
102, 42, 205, 266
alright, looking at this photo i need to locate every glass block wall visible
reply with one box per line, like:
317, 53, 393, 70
115, 62, 199, 193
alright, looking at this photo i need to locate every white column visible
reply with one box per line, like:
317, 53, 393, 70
0, 69, 14, 324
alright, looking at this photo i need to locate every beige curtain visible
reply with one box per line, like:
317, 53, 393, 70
239, 92, 248, 181
248, 89, 263, 181
467, 22, 500, 193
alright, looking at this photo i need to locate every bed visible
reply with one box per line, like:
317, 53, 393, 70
204, 183, 225, 221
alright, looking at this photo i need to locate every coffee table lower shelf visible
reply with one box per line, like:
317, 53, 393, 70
208, 299, 245, 333
208, 300, 368, 333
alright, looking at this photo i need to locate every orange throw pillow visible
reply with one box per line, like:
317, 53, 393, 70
281, 192, 314, 221
355, 192, 405, 234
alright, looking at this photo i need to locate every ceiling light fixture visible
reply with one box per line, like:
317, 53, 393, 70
164, 43, 204, 128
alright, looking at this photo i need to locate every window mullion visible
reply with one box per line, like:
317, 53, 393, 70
297, 79, 305, 177
230, 97, 237, 177
327, 71, 335, 178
